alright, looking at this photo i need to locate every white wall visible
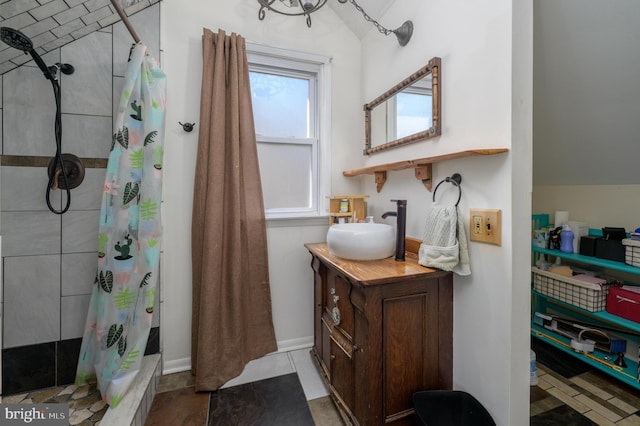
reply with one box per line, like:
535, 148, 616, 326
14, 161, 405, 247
159, 0, 362, 372
358, 1, 531, 425
532, 1, 640, 233
533, 0, 640, 186
533, 185, 640, 231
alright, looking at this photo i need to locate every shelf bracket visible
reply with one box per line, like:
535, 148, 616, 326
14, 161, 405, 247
414, 164, 433, 191
374, 171, 387, 193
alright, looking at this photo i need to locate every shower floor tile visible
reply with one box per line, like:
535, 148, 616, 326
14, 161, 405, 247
1, 383, 107, 425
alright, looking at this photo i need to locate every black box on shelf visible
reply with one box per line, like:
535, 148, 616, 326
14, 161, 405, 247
579, 235, 598, 257
595, 238, 625, 262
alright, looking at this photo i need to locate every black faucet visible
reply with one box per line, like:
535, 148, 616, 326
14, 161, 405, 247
382, 199, 407, 262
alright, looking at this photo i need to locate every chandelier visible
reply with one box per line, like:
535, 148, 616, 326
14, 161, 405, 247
257, 0, 413, 46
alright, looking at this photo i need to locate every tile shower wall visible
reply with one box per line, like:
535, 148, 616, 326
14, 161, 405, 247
0, 3, 161, 395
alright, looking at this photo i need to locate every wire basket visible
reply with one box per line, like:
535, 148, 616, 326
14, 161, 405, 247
623, 239, 640, 268
532, 267, 611, 312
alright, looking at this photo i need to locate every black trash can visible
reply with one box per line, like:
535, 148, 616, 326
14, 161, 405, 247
413, 390, 496, 426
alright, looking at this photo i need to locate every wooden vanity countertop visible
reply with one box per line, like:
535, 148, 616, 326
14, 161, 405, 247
304, 241, 449, 286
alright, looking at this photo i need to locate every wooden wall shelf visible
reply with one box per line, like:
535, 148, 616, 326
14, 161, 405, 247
342, 148, 509, 192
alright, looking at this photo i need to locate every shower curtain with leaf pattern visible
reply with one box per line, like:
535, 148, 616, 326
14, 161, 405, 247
75, 43, 166, 408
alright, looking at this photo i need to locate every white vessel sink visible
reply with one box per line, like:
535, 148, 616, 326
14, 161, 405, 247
326, 223, 395, 260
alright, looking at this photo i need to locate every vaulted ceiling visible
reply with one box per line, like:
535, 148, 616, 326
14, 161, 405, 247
327, 0, 396, 38
0, 0, 396, 75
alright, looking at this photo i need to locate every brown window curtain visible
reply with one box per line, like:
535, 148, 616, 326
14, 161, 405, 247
191, 28, 277, 391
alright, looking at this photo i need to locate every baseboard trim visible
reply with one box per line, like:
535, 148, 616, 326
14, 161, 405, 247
162, 357, 191, 375
276, 336, 314, 353
160, 336, 314, 376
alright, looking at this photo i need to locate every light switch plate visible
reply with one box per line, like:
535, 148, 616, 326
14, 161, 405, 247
469, 209, 502, 245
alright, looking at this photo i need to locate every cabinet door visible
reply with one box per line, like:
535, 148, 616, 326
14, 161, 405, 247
330, 335, 354, 411
383, 288, 440, 422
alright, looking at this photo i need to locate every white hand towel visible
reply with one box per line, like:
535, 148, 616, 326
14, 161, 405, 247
419, 205, 471, 276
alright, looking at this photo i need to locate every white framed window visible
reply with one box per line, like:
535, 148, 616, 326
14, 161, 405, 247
247, 44, 331, 220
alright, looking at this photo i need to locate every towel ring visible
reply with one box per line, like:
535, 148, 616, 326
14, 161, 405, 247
432, 173, 462, 206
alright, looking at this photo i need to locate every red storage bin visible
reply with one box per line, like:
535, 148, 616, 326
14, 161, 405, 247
606, 286, 640, 323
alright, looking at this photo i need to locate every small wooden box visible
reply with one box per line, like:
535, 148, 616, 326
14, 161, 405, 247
328, 195, 369, 226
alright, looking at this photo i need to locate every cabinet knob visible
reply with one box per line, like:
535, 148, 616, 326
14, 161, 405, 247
330, 354, 336, 360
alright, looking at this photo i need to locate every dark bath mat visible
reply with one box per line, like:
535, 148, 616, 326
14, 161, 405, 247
208, 373, 314, 426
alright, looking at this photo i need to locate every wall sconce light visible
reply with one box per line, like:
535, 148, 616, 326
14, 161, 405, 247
257, 0, 413, 46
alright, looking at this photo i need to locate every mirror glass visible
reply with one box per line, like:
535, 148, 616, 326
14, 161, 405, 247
365, 57, 441, 155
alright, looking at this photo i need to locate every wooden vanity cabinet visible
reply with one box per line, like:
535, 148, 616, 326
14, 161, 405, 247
306, 243, 453, 426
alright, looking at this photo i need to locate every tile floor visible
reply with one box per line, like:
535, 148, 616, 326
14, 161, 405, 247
6, 343, 639, 425
147, 344, 640, 425
0, 383, 108, 425
531, 338, 640, 425
531, 364, 640, 425
146, 347, 343, 425
0, 353, 161, 426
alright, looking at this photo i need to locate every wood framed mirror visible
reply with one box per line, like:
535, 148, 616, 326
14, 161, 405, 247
364, 57, 441, 155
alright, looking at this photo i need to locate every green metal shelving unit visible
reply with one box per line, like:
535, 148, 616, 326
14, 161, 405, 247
531, 244, 640, 390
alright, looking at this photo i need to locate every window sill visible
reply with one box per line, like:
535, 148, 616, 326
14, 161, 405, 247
266, 215, 329, 228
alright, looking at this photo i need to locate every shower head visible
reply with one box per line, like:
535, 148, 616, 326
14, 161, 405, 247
0, 27, 55, 81
0, 27, 33, 51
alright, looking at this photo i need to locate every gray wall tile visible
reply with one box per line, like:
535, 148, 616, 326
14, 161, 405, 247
61, 31, 112, 116
68, 167, 106, 211
30, 0, 69, 21
61, 294, 91, 340
53, 4, 88, 26
61, 114, 112, 158
62, 252, 97, 296
0, 13, 37, 31
52, 19, 85, 38
1, 211, 61, 256
3, 65, 57, 156
1, 166, 61, 211
61, 209, 99, 253
80, 5, 111, 25
70, 21, 99, 39
1, 0, 41, 19
21, 17, 58, 39
22, 49, 60, 72
112, 75, 124, 124
3, 254, 61, 348
84, 0, 110, 12
113, 3, 159, 77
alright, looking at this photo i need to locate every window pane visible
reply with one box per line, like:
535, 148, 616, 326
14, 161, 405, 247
396, 92, 432, 139
250, 72, 310, 138
257, 142, 312, 210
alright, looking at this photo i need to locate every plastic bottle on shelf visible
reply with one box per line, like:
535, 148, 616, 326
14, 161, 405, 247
560, 225, 574, 253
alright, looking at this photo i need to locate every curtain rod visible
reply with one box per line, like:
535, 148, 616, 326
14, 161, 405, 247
110, 0, 141, 44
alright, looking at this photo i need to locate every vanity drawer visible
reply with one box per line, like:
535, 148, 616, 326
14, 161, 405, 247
326, 271, 354, 339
